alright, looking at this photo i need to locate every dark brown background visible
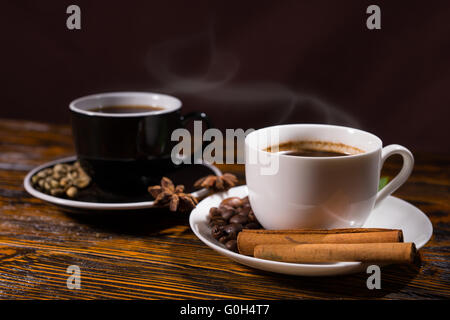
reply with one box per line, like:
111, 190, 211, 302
1, 0, 449, 153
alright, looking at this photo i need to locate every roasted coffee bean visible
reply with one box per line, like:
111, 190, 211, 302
225, 240, 238, 252
209, 214, 221, 221
209, 196, 263, 252
229, 214, 248, 225
211, 225, 224, 239
244, 222, 261, 229
219, 207, 236, 220
238, 206, 251, 216
210, 214, 225, 221
226, 231, 238, 240
209, 207, 221, 219
248, 212, 256, 222
220, 197, 243, 208
218, 235, 230, 244
209, 218, 227, 227
223, 223, 243, 235
215, 220, 228, 226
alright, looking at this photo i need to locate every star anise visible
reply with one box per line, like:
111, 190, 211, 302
148, 177, 198, 213
194, 173, 239, 192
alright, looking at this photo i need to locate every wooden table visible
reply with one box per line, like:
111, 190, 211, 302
0, 118, 448, 300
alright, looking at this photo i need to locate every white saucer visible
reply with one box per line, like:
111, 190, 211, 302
189, 185, 433, 276
24, 156, 221, 211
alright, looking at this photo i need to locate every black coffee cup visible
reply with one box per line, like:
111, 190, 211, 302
70, 92, 208, 193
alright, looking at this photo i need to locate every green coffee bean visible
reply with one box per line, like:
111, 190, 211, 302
66, 186, 78, 198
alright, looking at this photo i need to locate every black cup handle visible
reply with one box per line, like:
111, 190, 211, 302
180, 111, 211, 129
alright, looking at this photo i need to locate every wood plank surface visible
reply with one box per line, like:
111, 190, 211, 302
0, 118, 448, 299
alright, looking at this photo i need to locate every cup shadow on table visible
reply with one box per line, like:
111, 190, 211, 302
57, 161, 216, 236
64, 208, 192, 236
245, 255, 422, 299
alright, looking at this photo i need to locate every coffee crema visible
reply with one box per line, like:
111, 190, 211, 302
265, 140, 364, 157
89, 105, 164, 114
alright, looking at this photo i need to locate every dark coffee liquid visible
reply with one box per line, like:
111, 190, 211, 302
89, 105, 164, 113
266, 140, 364, 157
281, 149, 349, 157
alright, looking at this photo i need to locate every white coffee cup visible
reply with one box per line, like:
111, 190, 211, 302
245, 124, 414, 229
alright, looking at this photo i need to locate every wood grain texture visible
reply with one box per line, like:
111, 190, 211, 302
0, 119, 449, 299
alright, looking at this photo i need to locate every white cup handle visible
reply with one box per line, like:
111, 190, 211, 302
374, 144, 414, 208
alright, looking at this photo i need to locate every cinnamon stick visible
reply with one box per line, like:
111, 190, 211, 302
254, 242, 416, 264
237, 228, 403, 256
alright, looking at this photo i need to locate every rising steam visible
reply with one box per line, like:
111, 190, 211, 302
146, 32, 359, 128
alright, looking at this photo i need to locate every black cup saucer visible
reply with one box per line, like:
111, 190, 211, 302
24, 156, 221, 212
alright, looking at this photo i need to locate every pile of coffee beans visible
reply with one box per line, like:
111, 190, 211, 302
31, 161, 91, 198
208, 196, 262, 252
